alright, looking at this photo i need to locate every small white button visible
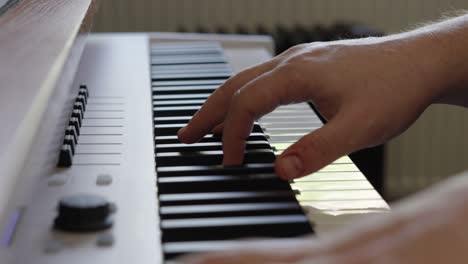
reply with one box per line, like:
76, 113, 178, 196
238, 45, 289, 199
96, 232, 114, 247
44, 240, 62, 254
48, 174, 67, 186
96, 174, 113, 186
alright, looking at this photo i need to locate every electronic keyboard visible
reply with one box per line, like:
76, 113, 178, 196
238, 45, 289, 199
0, 32, 389, 264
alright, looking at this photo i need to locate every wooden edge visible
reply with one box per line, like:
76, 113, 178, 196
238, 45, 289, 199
0, 0, 97, 223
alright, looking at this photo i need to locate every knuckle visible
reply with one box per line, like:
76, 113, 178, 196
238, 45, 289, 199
277, 62, 297, 76
289, 132, 336, 173
229, 89, 243, 109
276, 63, 305, 89
286, 53, 308, 64
230, 90, 249, 112
280, 46, 299, 57
277, 44, 305, 60
231, 90, 256, 120
302, 132, 333, 158
283, 43, 307, 55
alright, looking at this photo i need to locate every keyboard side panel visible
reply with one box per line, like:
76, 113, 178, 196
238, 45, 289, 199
3, 34, 161, 264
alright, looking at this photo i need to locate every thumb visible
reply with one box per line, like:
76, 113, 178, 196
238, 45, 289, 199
274, 114, 359, 180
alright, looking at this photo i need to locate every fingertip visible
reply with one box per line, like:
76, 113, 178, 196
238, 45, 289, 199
222, 156, 244, 167
177, 127, 198, 143
176, 127, 187, 141
275, 153, 304, 180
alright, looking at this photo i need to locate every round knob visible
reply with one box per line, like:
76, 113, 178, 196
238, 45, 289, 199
54, 194, 114, 232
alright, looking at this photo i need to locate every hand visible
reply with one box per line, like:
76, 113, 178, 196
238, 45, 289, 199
178, 36, 443, 180
179, 172, 468, 264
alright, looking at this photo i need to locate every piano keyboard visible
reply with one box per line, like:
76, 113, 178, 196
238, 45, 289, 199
151, 42, 313, 259
1, 34, 388, 264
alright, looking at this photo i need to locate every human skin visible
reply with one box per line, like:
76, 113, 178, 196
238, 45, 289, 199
177, 14, 468, 263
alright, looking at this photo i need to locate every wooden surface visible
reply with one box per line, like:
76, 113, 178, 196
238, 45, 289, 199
0, 0, 96, 220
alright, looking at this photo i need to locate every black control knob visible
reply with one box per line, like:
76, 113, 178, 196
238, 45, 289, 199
54, 194, 114, 232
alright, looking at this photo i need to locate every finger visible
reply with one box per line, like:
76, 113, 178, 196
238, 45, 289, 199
275, 113, 358, 180
179, 251, 275, 264
178, 238, 318, 264
222, 67, 309, 165
180, 249, 306, 264
177, 60, 277, 143
211, 123, 224, 135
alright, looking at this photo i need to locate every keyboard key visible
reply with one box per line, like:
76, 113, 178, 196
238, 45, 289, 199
155, 149, 275, 166
161, 215, 312, 242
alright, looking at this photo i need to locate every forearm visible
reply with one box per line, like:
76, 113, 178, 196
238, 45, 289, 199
396, 13, 468, 107
320, 170, 468, 263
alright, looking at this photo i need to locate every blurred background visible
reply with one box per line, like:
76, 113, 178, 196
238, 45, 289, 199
92, 0, 468, 201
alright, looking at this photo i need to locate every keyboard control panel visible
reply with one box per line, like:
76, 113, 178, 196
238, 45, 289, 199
1, 34, 161, 264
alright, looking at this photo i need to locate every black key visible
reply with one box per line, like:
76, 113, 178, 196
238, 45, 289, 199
156, 163, 275, 177
151, 57, 227, 66
154, 123, 264, 136
159, 191, 298, 206
152, 63, 230, 72
163, 239, 299, 260
153, 99, 206, 106
154, 133, 268, 145
155, 141, 271, 152
153, 106, 200, 117
155, 149, 275, 166
151, 50, 224, 56
154, 124, 193, 135
161, 215, 312, 242
154, 116, 193, 125
160, 202, 303, 219
158, 174, 277, 182
153, 79, 225, 87
153, 93, 210, 101
152, 85, 217, 95
152, 68, 231, 76
157, 174, 289, 194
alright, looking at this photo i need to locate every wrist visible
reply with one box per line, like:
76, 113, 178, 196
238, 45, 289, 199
406, 15, 468, 107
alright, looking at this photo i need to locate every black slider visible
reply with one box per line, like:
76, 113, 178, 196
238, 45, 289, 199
69, 117, 81, 134
65, 125, 78, 141
63, 135, 76, 154
71, 109, 83, 124
79, 84, 89, 99
74, 101, 85, 112
76, 94, 87, 105
57, 144, 73, 167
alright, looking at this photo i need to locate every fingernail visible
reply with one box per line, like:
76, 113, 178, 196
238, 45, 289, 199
278, 155, 302, 179
177, 127, 187, 139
